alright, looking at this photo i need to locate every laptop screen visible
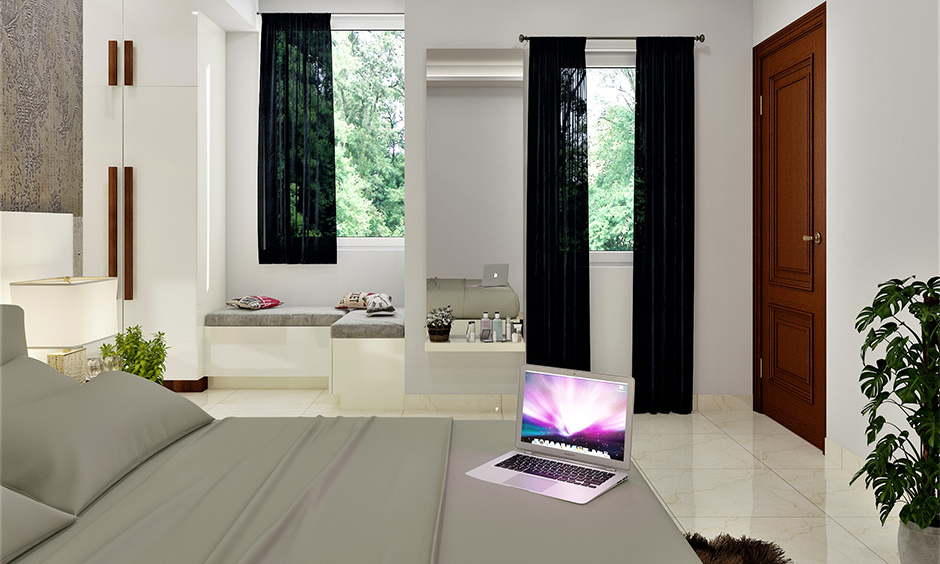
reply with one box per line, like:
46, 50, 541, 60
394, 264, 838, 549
520, 369, 630, 462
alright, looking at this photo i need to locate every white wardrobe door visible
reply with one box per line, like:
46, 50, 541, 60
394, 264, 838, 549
83, 0, 123, 88
123, 0, 198, 87
82, 86, 123, 278
122, 87, 199, 379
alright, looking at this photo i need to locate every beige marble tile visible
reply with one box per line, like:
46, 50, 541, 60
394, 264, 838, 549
773, 467, 881, 519
311, 391, 340, 407
678, 517, 886, 564
632, 412, 724, 436
833, 516, 901, 564
178, 388, 236, 410
696, 394, 753, 412
644, 467, 825, 518
699, 410, 793, 436
402, 410, 502, 420
207, 404, 308, 419
215, 389, 323, 409
631, 434, 763, 469
403, 394, 500, 412
731, 434, 841, 470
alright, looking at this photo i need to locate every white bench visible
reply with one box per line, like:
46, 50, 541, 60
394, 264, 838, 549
204, 307, 346, 386
330, 309, 405, 411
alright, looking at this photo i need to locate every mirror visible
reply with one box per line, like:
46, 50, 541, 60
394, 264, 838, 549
425, 49, 525, 323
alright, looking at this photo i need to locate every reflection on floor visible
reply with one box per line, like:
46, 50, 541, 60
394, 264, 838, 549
181, 389, 899, 564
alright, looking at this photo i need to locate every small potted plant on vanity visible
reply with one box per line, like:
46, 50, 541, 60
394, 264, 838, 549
852, 276, 940, 564
426, 305, 455, 343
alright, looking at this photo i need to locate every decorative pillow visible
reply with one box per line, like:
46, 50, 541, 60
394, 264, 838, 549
226, 296, 282, 310
365, 293, 396, 316
0, 355, 78, 410
1, 371, 213, 514
1, 487, 76, 564
335, 292, 374, 310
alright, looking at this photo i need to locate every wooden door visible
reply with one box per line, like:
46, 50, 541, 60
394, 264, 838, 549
754, 4, 826, 450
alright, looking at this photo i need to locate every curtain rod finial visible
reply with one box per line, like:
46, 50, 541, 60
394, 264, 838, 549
519, 34, 527, 43
696, 34, 705, 42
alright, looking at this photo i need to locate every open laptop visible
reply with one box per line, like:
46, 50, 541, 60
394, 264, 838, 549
466, 364, 635, 504
482, 263, 509, 287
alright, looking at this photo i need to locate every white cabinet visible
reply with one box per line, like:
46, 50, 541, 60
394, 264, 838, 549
83, 0, 222, 382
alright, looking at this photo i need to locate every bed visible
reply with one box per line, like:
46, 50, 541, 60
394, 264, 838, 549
0, 304, 698, 563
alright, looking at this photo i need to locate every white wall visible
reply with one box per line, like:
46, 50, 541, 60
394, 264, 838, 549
405, 0, 754, 394
198, 14, 228, 377
752, 0, 822, 44
425, 86, 524, 302
753, 0, 940, 459
225, 32, 406, 308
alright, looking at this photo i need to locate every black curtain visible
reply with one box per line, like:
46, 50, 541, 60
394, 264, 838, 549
632, 37, 695, 414
258, 13, 337, 264
525, 37, 591, 371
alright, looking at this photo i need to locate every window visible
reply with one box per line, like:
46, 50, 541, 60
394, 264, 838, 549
331, 28, 404, 239
587, 46, 635, 262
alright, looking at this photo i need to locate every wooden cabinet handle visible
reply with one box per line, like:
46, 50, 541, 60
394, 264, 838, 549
124, 166, 134, 300
124, 40, 134, 86
108, 41, 118, 85
109, 167, 118, 277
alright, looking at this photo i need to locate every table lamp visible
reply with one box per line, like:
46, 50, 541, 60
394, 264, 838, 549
9, 277, 119, 382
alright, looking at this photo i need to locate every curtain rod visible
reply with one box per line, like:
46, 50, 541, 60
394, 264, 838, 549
519, 34, 705, 43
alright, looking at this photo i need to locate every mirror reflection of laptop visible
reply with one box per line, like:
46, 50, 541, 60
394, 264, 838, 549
482, 263, 509, 287
466, 364, 635, 504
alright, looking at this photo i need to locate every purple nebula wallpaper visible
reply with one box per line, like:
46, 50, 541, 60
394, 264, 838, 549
521, 371, 628, 461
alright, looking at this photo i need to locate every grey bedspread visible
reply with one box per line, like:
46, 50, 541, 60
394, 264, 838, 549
17, 416, 452, 564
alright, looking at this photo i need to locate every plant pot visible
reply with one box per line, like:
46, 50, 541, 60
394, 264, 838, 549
898, 520, 940, 564
428, 326, 451, 343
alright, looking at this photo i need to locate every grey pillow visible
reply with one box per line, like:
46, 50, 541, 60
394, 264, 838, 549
1, 486, 75, 564
0, 355, 78, 409
365, 293, 396, 316
1, 371, 213, 514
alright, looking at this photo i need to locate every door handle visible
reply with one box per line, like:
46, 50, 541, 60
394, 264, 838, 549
124, 40, 134, 86
124, 166, 134, 300
802, 232, 821, 245
108, 41, 118, 85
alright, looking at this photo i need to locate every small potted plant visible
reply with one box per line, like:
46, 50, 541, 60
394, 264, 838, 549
852, 276, 940, 563
99, 325, 169, 384
426, 305, 455, 343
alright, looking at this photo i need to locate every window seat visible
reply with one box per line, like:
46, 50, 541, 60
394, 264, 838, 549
330, 309, 405, 411
205, 306, 347, 327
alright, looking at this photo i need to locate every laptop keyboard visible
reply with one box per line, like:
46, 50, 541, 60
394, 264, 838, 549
496, 453, 615, 488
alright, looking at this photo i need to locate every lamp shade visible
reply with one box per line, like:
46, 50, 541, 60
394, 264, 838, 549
10, 277, 119, 348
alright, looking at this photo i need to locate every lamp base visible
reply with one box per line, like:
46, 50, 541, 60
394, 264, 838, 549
47, 348, 87, 384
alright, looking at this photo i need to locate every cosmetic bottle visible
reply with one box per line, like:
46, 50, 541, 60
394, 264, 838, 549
493, 312, 503, 343
480, 312, 491, 342
467, 321, 476, 342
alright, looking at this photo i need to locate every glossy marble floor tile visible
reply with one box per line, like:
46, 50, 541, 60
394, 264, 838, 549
183, 388, 903, 563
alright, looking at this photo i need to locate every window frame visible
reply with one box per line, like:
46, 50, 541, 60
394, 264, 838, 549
586, 42, 635, 266
331, 14, 405, 248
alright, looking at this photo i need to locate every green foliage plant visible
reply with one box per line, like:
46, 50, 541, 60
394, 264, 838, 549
852, 276, 940, 530
99, 326, 169, 385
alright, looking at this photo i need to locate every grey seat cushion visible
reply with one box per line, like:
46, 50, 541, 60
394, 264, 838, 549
331, 309, 405, 339
205, 306, 347, 327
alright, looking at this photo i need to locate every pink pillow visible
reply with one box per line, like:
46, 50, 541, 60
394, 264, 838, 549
226, 296, 282, 310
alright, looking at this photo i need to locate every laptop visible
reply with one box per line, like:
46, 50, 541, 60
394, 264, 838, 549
482, 263, 509, 287
466, 364, 635, 504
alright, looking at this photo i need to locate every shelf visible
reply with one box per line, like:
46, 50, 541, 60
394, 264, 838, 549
425, 336, 525, 353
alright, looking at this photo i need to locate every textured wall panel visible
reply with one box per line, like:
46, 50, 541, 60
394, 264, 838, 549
1, 0, 83, 271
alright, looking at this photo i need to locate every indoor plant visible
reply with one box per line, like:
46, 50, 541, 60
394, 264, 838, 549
852, 276, 940, 563
426, 305, 454, 343
99, 325, 169, 384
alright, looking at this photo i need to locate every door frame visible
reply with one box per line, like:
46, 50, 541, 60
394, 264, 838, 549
752, 3, 826, 428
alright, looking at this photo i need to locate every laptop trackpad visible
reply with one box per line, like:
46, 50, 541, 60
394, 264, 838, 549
505, 474, 555, 492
